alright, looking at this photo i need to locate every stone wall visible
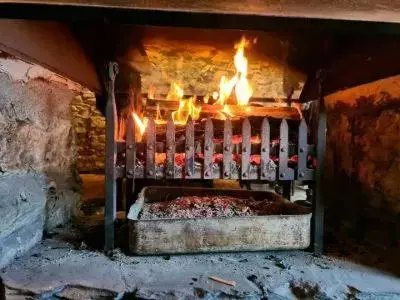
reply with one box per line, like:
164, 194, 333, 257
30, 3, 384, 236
0, 53, 83, 267
141, 36, 305, 99
71, 91, 105, 173
325, 75, 400, 244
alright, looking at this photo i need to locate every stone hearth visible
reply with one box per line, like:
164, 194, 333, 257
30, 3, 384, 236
1, 226, 400, 299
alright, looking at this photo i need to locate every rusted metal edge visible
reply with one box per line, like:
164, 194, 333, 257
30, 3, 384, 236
185, 117, 195, 178
104, 61, 118, 255
298, 118, 314, 181
126, 115, 135, 179
166, 115, 175, 179
260, 118, 276, 181
146, 118, 156, 179
278, 119, 295, 180
223, 119, 232, 179
241, 118, 251, 180
204, 117, 213, 179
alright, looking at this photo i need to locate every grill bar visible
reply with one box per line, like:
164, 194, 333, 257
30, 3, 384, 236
146, 118, 156, 178
261, 118, 276, 181
298, 118, 314, 181
204, 117, 213, 179
278, 119, 295, 180
223, 119, 233, 179
120, 116, 314, 181
126, 116, 135, 179
241, 118, 251, 180
166, 116, 175, 179
185, 117, 195, 178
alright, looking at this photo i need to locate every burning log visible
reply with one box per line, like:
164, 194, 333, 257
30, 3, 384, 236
145, 102, 301, 120
200, 104, 301, 120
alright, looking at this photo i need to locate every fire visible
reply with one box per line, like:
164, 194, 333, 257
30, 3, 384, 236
215, 37, 253, 106
217, 104, 234, 120
132, 112, 148, 139
167, 81, 184, 100
216, 75, 238, 105
222, 104, 234, 118
125, 36, 257, 140
155, 103, 166, 125
165, 81, 202, 125
117, 118, 126, 141
171, 96, 201, 125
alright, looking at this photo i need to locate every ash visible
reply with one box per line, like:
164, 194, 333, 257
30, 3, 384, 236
140, 196, 300, 220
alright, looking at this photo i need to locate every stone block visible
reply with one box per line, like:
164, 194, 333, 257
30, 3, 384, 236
90, 116, 105, 129
0, 173, 46, 268
82, 91, 95, 99
0, 72, 76, 172
73, 95, 83, 103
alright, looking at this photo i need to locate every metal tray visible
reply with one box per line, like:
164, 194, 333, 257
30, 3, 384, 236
128, 186, 311, 254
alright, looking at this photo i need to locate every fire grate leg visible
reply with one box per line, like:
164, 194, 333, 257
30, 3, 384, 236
313, 70, 326, 255
104, 62, 119, 255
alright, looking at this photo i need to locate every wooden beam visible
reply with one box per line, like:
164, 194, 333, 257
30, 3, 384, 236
2, 0, 400, 23
0, 19, 101, 92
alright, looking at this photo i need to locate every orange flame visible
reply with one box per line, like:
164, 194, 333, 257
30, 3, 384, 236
155, 103, 167, 125
216, 75, 238, 105
117, 118, 126, 141
167, 81, 184, 100
171, 96, 201, 125
165, 81, 202, 125
215, 37, 253, 106
217, 104, 235, 120
132, 112, 148, 141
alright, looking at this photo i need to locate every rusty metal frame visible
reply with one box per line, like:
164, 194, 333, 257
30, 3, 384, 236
104, 61, 118, 255
313, 70, 327, 255
166, 116, 175, 179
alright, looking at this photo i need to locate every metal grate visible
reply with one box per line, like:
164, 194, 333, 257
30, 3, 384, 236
118, 116, 315, 181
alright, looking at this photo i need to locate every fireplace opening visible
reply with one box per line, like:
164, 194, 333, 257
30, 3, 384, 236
88, 26, 323, 254
1, 4, 400, 297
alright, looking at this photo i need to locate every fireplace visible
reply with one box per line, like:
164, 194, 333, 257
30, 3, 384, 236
0, 0, 399, 283
90, 26, 328, 255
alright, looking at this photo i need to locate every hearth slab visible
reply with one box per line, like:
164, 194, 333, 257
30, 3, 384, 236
1, 232, 400, 300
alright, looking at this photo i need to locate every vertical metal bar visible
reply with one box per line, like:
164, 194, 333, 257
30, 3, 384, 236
166, 115, 175, 179
146, 117, 156, 179
204, 117, 213, 179
279, 119, 294, 180
241, 118, 251, 180
223, 119, 232, 179
185, 117, 194, 178
126, 115, 135, 179
104, 61, 118, 255
260, 118, 276, 181
125, 114, 135, 214
298, 118, 314, 181
313, 70, 327, 255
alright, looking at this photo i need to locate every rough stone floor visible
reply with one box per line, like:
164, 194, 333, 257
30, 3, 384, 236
1, 226, 400, 300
